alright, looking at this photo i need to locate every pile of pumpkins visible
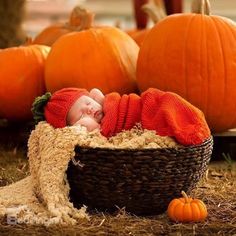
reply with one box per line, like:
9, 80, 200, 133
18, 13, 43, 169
0, 0, 236, 133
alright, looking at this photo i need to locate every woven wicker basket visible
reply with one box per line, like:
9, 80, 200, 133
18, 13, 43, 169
67, 137, 213, 215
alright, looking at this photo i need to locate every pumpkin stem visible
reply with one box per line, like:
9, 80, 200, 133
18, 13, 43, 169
191, 0, 211, 15
67, 6, 95, 30
31, 92, 52, 124
153, 0, 167, 19
141, 0, 167, 24
181, 191, 189, 203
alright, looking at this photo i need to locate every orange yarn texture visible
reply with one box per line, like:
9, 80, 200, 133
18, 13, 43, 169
101, 88, 210, 146
101, 92, 141, 137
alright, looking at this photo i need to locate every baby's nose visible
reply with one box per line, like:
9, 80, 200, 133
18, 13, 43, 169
86, 107, 94, 115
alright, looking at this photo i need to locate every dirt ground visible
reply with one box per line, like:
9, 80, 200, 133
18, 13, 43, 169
0, 121, 235, 236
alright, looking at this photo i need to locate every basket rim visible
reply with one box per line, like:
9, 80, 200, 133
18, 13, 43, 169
74, 136, 213, 153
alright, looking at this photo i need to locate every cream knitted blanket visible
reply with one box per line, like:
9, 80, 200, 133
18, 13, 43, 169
0, 122, 179, 226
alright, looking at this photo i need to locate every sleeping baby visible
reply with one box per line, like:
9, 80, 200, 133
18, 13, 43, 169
32, 87, 210, 146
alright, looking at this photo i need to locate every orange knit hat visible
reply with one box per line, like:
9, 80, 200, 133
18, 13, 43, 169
32, 88, 89, 128
45, 88, 89, 128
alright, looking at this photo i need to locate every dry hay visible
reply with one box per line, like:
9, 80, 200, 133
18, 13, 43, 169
0, 143, 235, 235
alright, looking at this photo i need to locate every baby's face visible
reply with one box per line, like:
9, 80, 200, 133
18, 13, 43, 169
67, 89, 104, 131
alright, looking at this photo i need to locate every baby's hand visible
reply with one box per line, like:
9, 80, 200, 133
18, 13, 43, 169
73, 116, 101, 132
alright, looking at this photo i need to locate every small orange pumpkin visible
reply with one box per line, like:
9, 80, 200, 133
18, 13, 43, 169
0, 45, 50, 120
32, 5, 92, 46
45, 7, 139, 95
167, 191, 208, 222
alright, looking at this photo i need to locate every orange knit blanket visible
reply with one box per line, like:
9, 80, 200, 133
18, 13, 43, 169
101, 88, 210, 146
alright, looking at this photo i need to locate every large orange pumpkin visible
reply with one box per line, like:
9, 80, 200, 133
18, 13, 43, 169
32, 6, 93, 46
0, 45, 50, 120
45, 7, 139, 95
137, 0, 236, 132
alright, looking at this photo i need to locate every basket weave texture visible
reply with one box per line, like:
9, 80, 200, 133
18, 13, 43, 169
67, 137, 213, 215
